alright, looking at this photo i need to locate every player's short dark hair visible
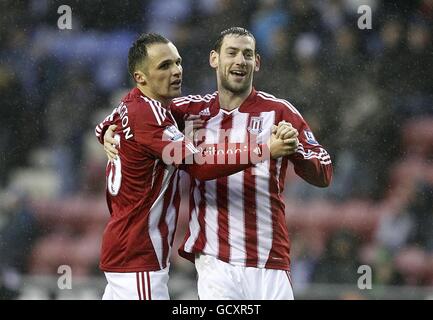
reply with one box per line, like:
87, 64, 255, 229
128, 33, 170, 78
213, 27, 257, 53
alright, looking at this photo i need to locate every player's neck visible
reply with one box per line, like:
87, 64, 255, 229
136, 85, 171, 108
218, 86, 252, 111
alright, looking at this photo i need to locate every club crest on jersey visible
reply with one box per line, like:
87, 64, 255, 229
164, 125, 184, 142
304, 130, 318, 145
247, 117, 263, 135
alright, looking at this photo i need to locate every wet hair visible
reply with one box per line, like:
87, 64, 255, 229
213, 27, 257, 53
128, 33, 170, 77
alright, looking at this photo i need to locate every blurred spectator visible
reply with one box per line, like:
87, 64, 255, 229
396, 19, 433, 117
373, 17, 406, 94
287, 0, 323, 35
251, 0, 289, 58
323, 26, 363, 88
0, 66, 33, 187
313, 230, 361, 284
375, 203, 414, 253
406, 183, 433, 251
0, 189, 39, 299
45, 67, 99, 195
417, 0, 433, 21
290, 230, 324, 291
317, 0, 347, 32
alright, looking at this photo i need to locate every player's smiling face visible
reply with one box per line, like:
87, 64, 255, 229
210, 35, 260, 94
141, 42, 183, 104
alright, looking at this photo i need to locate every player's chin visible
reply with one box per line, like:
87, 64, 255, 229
168, 87, 182, 98
229, 82, 249, 94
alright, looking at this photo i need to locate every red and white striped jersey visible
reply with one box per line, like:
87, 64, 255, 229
95, 88, 260, 272
171, 88, 333, 271
95, 88, 197, 272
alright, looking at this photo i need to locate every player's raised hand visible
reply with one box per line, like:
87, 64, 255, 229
104, 125, 119, 161
274, 121, 298, 141
269, 133, 290, 159
269, 122, 299, 158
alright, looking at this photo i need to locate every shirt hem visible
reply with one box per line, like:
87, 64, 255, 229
179, 249, 290, 271
100, 264, 166, 273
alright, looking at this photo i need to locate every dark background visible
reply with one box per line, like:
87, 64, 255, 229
0, 0, 432, 299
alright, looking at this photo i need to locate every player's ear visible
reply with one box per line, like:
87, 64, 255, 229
254, 53, 261, 72
209, 50, 219, 69
134, 70, 146, 85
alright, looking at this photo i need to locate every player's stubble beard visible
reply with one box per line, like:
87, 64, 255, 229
219, 68, 252, 96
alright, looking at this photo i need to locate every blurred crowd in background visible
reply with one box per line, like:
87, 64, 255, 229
1, 0, 433, 299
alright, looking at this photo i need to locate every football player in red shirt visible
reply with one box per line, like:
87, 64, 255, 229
102, 28, 332, 300
95, 33, 296, 300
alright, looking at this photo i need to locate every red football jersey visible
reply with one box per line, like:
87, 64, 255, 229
171, 88, 333, 270
95, 88, 261, 272
95, 88, 199, 272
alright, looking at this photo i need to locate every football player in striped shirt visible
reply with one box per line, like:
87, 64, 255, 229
95, 33, 295, 300
102, 28, 332, 300
170, 28, 333, 300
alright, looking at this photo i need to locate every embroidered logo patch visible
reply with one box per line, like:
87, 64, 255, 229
247, 116, 263, 135
164, 125, 184, 141
304, 130, 318, 145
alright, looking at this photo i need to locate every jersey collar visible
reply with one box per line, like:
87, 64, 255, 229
133, 87, 171, 110
215, 87, 258, 114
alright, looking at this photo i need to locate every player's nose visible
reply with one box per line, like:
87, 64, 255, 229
172, 64, 182, 77
234, 52, 246, 66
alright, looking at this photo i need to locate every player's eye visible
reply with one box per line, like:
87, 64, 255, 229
244, 52, 254, 59
159, 63, 170, 70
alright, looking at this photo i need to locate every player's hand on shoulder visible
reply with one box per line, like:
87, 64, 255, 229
104, 125, 119, 161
